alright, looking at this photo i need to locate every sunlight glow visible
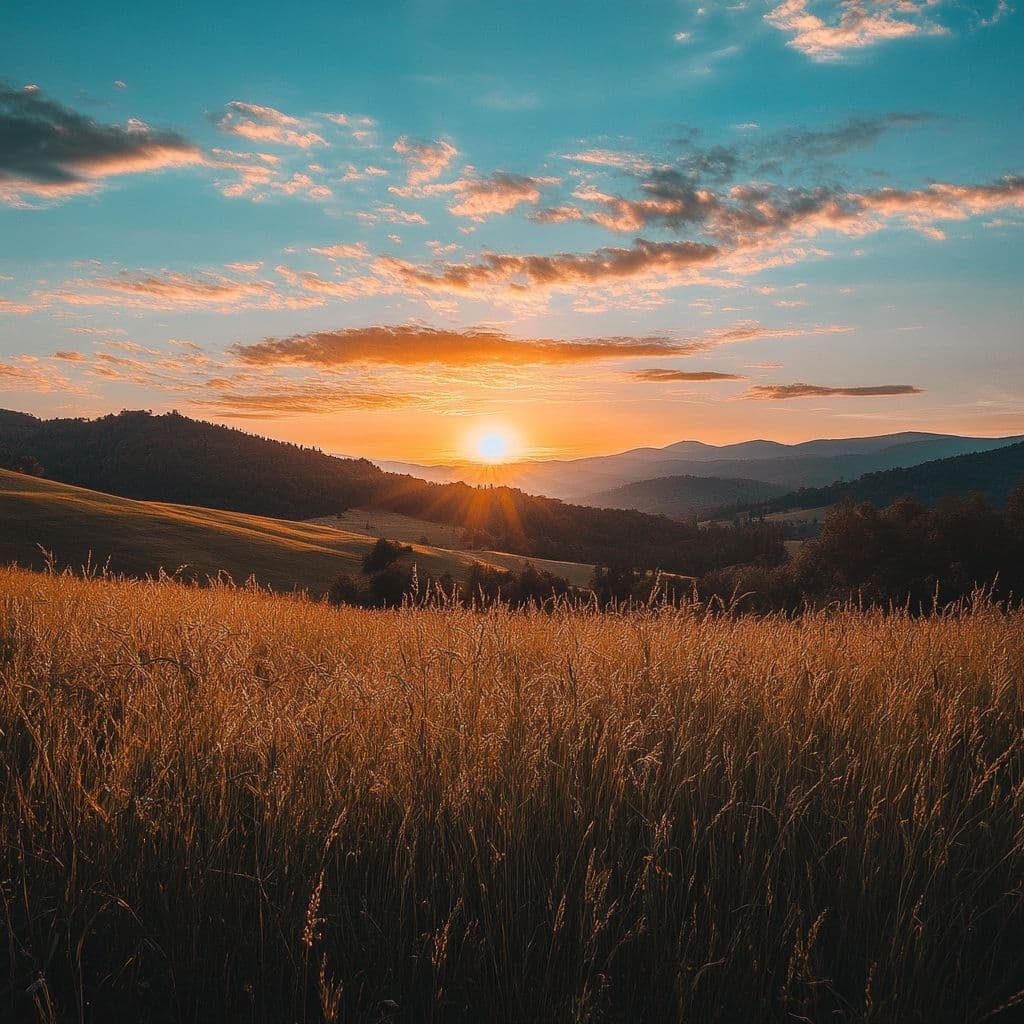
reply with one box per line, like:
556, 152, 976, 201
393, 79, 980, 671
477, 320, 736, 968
468, 426, 521, 464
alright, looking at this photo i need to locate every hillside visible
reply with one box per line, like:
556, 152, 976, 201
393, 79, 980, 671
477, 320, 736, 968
0, 470, 593, 595
585, 474, 788, 518
0, 409, 784, 576
755, 440, 1024, 514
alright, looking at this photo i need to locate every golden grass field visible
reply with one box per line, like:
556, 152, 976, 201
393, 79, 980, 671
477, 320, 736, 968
2, 566, 1022, 1022
0, 470, 593, 595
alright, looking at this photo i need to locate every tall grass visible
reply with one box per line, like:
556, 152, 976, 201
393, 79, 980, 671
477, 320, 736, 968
1, 565, 1022, 1022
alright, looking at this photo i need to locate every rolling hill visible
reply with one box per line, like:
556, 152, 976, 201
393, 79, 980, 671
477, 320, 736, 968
0, 470, 594, 595
0, 409, 783, 577
584, 474, 788, 519
750, 440, 1024, 515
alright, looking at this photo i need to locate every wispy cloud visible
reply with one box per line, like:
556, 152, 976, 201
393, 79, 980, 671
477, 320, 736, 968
213, 101, 325, 148
393, 136, 458, 185
46, 268, 321, 312
745, 382, 924, 399
632, 368, 744, 381
765, 0, 950, 60
195, 382, 414, 416
381, 238, 721, 298
391, 171, 558, 220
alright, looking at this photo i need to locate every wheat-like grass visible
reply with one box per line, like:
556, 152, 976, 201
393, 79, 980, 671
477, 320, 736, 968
1, 566, 1022, 1022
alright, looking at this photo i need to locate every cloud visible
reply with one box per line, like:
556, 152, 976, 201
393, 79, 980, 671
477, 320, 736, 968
765, 0, 949, 60
393, 136, 458, 185
533, 170, 1024, 248
0, 358, 76, 393
194, 382, 414, 417
562, 149, 657, 174
745, 382, 924, 399
53, 350, 88, 361
535, 180, 720, 232
48, 268, 321, 312
382, 238, 721, 297
210, 148, 334, 202
391, 171, 558, 220
632, 368, 745, 381
0, 297, 41, 314
214, 101, 325, 148
231, 324, 691, 368
0, 83, 202, 206
230, 320, 847, 369
308, 243, 369, 259
980, 0, 1013, 27
770, 113, 930, 161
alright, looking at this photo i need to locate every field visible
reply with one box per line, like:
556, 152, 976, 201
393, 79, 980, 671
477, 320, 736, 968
2, 567, 1022, 1022
0, 471, 593, 595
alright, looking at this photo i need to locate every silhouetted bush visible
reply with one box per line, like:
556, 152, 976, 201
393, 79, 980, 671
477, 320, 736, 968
362, 538, 409, 574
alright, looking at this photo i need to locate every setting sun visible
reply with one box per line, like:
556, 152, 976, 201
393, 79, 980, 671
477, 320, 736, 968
468, 426, 521, 464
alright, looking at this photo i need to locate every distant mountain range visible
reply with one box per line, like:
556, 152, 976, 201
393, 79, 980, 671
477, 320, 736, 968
378, 431, 1024, 514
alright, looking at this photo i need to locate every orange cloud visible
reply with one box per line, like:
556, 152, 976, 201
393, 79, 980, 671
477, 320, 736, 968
48, 269, 321, 312
308, 243, 369, 259
745, 382, 924, 399
231, 324, 687, 368
632, 368, 745, 382
0, 297, 41, 314
194, 382, 415, 417
214, 101, 325, 148
230, 320, 848, 369
393, 136, 458, 185
382, 238, 720, 297
392, 171, 558, 220
766, 0, 949, 60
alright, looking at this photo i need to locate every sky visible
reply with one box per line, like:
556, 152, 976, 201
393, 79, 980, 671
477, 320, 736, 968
1, 0, 1022, 463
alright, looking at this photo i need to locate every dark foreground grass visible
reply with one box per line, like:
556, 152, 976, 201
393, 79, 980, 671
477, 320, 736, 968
1, 566, 1022, 1022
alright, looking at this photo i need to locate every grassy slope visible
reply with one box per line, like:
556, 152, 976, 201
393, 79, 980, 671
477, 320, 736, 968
0, 470, 592, 594
310, 509, 595, 586
2, 568, 1021, 1021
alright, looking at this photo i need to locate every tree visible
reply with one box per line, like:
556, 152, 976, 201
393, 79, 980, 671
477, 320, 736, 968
14, 455, 44, 477
362, 538, 407, 574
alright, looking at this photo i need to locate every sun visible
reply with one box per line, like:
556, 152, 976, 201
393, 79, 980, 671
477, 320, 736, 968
467, 425, 521, 464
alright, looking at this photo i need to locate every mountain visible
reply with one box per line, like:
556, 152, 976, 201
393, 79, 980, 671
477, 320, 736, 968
752, 441, 1024, 514
0, 469, 593, 596
0, 409, 783, 577
585, 475, 789, 519
377, 432, 1024, 501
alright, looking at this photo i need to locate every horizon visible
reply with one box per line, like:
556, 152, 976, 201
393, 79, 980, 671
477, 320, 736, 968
2, 1, 1022, 462
6, 403, 1024, 469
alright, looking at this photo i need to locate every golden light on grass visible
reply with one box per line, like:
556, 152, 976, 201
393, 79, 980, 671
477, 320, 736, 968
2, 566, 1022, 1021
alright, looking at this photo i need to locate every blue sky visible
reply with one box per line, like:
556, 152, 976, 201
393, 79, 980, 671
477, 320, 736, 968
1, 0, 1022, 460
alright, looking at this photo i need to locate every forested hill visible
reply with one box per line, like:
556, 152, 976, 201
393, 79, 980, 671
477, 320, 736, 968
0, 409, 783, 575
756, 440, 1024, 514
